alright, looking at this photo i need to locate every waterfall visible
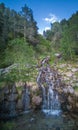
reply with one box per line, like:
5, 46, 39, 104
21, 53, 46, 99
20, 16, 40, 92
22, 83, 30, 111
37, 57, 61, 116
41, 85, 46, 109
9, 101, 16, 117
42, 79, 61, 116
8, 84, 17, 117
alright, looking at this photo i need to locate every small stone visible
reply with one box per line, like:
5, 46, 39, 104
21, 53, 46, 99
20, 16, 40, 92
68, 96, 75, 104
67, 105, 72, 110
68, 72, 73, 77
30, 117, 35, 122
68, 86, 74, 94
63, 88, 68, 94
72, 68, 78, 72
62, 114, 66, 117
59, 64, 66, 68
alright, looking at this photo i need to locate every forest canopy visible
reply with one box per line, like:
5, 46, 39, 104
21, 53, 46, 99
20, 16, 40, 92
43, 11, 78, 60
0, 2, 78, 71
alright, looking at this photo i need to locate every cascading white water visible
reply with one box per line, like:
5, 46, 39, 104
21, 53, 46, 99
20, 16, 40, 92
22, 84, 30, 111
42, 73, 61, 116
41, 85, 47, 109
37, 57, 61, 116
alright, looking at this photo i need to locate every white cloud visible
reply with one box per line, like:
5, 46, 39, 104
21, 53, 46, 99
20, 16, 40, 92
43, 14, 59, 23
38, 27, 50, 35
38, 29, 43, 35
44, 27, 50, 31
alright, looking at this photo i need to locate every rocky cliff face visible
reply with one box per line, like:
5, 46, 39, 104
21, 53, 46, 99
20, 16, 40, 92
0, 83, 31, 119
56, 63, 78, 113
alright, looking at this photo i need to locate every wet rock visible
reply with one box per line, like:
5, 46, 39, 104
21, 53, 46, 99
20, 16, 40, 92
30, 117, 35, 122
67, 86, 74, 94
22, 83, 30, 111
56, 88, 63, 94
16, 99, 23, 111
1, 100, 9, 112
32, 95, 42, 109
8, 101, 17, 117
4, 86, 10, 95
63, 88, 68, 94
0, 83, 19, 118
68, 96, 75, 104
67, 104, 73, 111
11, 84, 18, 93
8, 93, 18, 101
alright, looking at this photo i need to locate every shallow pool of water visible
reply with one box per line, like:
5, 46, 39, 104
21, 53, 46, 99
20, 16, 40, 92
0, 111, 78, 130
42, 109, 62, 116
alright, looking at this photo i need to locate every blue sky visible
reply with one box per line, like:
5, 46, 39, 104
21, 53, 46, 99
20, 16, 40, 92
0, 0, 78, 34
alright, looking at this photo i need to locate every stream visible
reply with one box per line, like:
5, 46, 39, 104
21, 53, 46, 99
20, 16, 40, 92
0, 111, 78, 130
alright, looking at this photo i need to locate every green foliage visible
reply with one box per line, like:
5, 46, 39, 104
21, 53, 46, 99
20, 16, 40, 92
74, 86, 78, 91
1, 38, 37, 82
5, 38, 35, 64
44, 11, 78, 60
44, 22, 62, 49
35, 35, 52, 56
60, 30, 75, 60
21, 4, 38, 45
0, 3, 38, 51
0, 3, 78, 85
60, 12, 78, 60
1, 66, 36, 83
0, 122, 15, 130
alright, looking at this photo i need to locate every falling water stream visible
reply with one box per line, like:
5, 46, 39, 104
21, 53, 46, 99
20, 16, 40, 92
22, 84, 30, 111
42, 87, 61, 116
37, 57, 62, 116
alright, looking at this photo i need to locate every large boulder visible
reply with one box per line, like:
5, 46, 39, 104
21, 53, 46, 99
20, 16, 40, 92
32, 95, 42, 109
